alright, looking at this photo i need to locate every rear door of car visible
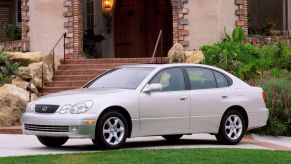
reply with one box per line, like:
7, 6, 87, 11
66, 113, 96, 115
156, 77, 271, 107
184, 67, 233, 134
139, 67, 191, 136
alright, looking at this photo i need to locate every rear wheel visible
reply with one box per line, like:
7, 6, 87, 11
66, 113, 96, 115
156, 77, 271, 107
216, 110, 246, 145
162, 135, 183, 142
92, 111, 128, 149
37, 136, 68, 147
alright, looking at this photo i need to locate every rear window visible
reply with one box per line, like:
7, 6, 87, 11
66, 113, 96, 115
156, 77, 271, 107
185, 67, 217, 90
214, 71, 229, 88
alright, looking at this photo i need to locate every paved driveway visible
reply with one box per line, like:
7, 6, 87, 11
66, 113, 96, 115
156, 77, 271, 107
0, 134, 267, 157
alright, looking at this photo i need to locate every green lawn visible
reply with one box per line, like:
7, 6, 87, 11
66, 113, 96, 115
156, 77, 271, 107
1, 148, 291, 164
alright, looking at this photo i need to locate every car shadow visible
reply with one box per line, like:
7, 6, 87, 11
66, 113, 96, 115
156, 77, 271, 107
124, 139, 219, 148
32, 138, 230, 152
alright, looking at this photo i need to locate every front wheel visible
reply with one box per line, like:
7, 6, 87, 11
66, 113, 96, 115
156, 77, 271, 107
216, 110, 246, 145
92, 111, 128, 150
37, 136, 68, 147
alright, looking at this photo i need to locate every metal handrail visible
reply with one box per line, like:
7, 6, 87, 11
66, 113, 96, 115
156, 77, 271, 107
28, 33, 66, 101
151, 30, 163, 64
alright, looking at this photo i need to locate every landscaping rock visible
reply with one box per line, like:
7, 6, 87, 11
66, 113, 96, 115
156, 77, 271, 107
4, 52, 45, 66
0, 84, 37, 127
47, 53, 61, 71
4, 52, 60, 70
18, 62, 53, 89
185, 50, 205, 64
12, 77, 38, 94
168, 43, 186, 63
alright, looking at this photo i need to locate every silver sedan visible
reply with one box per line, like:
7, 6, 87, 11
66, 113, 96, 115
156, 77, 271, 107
21, 64, 269, 149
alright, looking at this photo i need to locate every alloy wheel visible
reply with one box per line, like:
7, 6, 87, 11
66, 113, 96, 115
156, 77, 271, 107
224, 115, 243, 140
103, 117, 125, 146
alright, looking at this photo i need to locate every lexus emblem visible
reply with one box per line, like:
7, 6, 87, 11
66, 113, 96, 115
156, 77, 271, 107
42, 106, 48, 112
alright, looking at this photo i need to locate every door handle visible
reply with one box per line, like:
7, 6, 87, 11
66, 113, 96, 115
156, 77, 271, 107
180, 97, 188, 101
221, 96, 228, 99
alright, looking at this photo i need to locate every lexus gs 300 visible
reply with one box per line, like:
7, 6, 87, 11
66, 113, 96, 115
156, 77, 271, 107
21, 64, 268, 149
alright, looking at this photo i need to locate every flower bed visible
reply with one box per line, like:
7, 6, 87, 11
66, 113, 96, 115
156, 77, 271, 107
200, 27, 291, 136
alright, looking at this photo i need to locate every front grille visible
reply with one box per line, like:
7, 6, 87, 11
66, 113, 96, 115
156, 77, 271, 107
24, 124, 69, 132
35, 105, 60, 114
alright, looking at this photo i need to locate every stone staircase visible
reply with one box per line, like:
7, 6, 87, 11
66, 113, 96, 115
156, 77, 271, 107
41, 58, 165, 95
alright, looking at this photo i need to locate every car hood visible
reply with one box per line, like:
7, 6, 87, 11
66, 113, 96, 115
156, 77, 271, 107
32, 88, 134, 105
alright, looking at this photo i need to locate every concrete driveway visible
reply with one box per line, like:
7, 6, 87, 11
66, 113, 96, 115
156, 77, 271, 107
0, 134, 270, 157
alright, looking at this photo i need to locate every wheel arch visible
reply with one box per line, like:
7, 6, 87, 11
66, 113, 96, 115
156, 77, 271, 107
97, 106, 132, 138
222, 105, 249, 130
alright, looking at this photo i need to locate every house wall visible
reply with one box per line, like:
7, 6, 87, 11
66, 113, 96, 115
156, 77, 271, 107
26, 0, 245, 58
28, 0, 66, 58
184, 0, 238, 50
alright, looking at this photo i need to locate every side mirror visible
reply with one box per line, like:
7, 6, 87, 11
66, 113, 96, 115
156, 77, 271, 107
143, 83, 163, 93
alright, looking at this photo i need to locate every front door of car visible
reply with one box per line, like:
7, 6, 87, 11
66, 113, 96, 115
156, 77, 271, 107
185, 67, 233, 133
139, 68, 190, 136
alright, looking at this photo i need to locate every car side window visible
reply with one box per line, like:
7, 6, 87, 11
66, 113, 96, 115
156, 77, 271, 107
185, 67, 217, 90
214, 71, 229, 88
150, 68, 185, 92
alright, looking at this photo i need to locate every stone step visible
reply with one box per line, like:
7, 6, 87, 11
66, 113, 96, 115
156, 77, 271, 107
46, 81, 88, 87
58, 63, 133, 70
0, 125, 22, 134
54, 69, 108, 76
53, 75, 95, 81
42, 87, 76, 94
39, 57, 169, 96
64, 58, 154, 64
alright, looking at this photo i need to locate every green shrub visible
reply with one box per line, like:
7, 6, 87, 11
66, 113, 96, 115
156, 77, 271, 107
0, 51, 7, 65
201, 27, 291, 80
201, 27, 291, 136
3, 24, 21, 40
201, 27, 259, 79
269, 68, 291, 79
4, 61, 19, 75
0, 51, 19, 75
0, 72, 3, 81
251, 77, 291, 136
231, 27, 244, 43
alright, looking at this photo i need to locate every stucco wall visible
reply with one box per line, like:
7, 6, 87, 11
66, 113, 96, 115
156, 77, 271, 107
28, 0, 66, 58
184, 0, 238, 50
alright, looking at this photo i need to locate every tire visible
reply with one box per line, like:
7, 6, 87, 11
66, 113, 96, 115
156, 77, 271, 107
37, 136, 68, 147
162, 135, 183, 142
216, 110, 246, 145
92, 111, 128, 150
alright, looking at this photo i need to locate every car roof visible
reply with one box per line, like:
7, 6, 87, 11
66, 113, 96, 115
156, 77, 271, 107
120, 63, 219, 70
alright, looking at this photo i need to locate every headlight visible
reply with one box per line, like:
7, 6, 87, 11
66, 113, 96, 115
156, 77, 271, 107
59, 104, 72, 114
26, 103, 35, 113
71, 100, 94, 114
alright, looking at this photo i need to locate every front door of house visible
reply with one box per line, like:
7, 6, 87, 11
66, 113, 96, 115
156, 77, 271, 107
115, 0, 173, 58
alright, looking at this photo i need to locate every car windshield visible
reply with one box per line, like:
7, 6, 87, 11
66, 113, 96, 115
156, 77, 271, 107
85, 67, 155, 89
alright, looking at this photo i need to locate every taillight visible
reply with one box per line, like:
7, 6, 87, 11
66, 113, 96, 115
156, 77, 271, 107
262, 92, 266, 104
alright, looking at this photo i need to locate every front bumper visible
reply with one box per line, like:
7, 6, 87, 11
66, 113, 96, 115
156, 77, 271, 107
21, 113, 98, 139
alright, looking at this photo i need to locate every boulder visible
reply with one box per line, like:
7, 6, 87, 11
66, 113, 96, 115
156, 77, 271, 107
41, 53, 60, 71
0, 84, 37, 127
185, 50, 205, 64
18, 62, 53, 89
4, 52, 60, 70
168, 43, 186, 63
4, 52, 46, 66
12, 77, 38, 94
